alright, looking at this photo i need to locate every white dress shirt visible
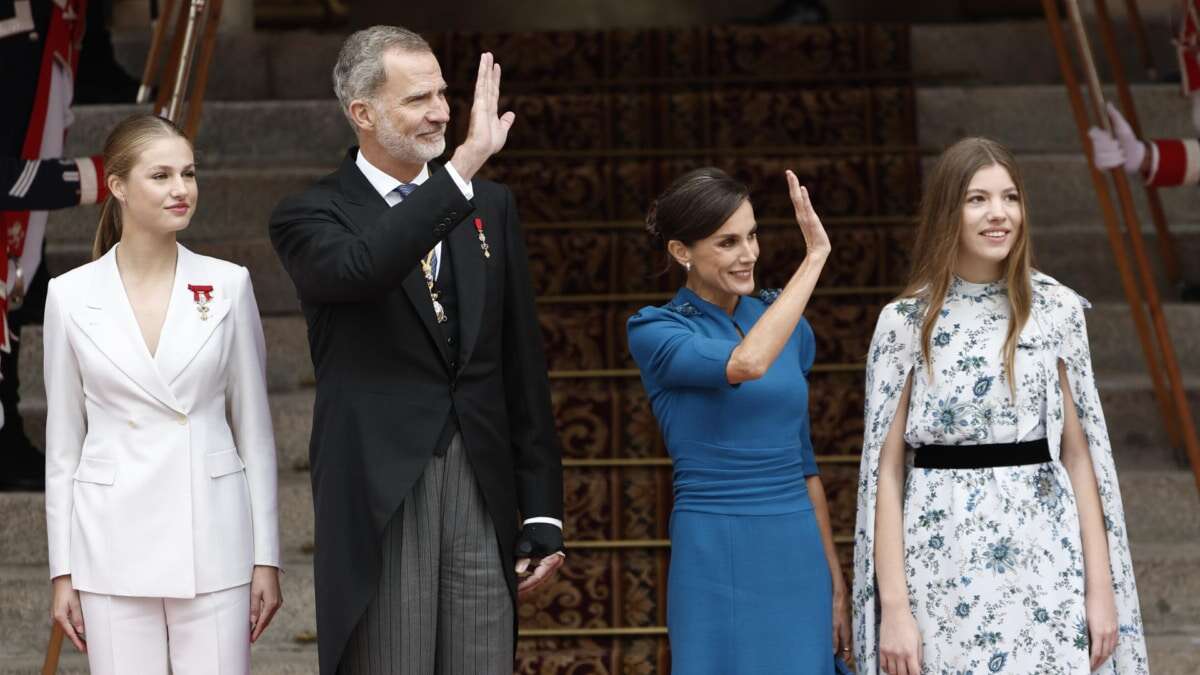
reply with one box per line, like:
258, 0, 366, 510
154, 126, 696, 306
354, 151, 475, 281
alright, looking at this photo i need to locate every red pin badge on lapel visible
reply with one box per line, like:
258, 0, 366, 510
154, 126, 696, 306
187, 284, 214, 321
474, 217, 490, 259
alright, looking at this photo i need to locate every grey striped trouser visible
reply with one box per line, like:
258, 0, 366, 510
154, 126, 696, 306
337, 434, 514, 675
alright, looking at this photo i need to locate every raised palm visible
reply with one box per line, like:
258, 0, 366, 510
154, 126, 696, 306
465, 52, 515, 158
786, 170, 831, 258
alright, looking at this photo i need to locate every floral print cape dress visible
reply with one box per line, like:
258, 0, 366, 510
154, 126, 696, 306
851, 272, 1148, 674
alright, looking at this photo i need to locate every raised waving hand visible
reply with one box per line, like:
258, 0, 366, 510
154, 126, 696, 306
449, 52, 516, 182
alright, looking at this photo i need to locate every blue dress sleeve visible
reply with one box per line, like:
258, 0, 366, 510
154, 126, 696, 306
797, 318, 820, 476
627, 307, 738, 389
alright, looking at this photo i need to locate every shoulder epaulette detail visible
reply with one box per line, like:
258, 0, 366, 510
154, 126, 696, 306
757, 288, 782, 305
665, 301, 702, 317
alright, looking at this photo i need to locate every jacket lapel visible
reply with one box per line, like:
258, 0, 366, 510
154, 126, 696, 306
332, 149, 385, 236
449, 208, 486, 370
400, 267, 453, 366
69, 247, 184, 413
156, 245, 233, 386
338, 148, 452, 367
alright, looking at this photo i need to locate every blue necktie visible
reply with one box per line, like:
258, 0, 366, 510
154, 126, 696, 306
394, 183, 438, 279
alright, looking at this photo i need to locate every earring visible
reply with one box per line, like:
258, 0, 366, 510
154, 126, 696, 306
684, 261, 692, 272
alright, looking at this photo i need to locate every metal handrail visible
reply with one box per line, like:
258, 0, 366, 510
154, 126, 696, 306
142, 0, 224, 139
1042, 0, 1200, 494
1092, 0, 1181, 284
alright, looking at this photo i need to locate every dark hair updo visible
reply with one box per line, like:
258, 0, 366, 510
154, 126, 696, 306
646, 167, 749, 272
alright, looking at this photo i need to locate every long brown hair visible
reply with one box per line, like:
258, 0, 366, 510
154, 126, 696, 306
901, 137, 1033, 396
93, 114, 192, 260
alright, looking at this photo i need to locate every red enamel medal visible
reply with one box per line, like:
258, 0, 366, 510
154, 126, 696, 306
474, 218, 490, 258
187, 284, 214, 321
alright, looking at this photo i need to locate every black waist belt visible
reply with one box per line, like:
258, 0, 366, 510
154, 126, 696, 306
911, 438, 1051, 469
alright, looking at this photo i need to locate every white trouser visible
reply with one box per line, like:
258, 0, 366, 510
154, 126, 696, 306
78, 583, 251, 675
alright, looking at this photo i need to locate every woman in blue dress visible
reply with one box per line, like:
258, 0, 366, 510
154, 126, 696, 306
627, 167, 849, 673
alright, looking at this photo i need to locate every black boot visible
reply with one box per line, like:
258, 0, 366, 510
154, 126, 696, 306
0, 249, 49, 492
0, 331, 45, 491
1181, 283, 1200, 303
0, 441, 45, 492
74, 0, 141, 104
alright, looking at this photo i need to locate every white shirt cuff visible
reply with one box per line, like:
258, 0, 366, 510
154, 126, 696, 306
443, 162, 474, 201
522, 517, 563, 529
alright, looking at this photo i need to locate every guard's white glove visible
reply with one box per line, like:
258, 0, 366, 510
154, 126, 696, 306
1088, 102, 1145, 174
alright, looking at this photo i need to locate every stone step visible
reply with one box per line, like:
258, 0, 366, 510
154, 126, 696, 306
0, 540, 1197, 661
919, 84, 1197, 153
1032, 225, 1200, 303
2, 460, 1193, 569
105, 24, 915, 104
15, 300, 1200, 404
1145, 632, 1200, 675
65, 102, 349, 167
1119, 472, 1200, 544
66, 79, 916, 165
0, 477, 315, 568
0, 564, 318, 655
4, 634, 1200, 675
18, 315, 314, 399
46, 150, 1197, 240
94, 20, 1178, 105
35, 231, 1200, 319
922, 153, 1199, 231
1134, 543, 1200, 632
1085, 302, 1200, 377
0, 649, 321, 674
15, 365, 1200, 479
64, 82, 1194, 166
44, 150, 922, 246
912, 18, 1179, 85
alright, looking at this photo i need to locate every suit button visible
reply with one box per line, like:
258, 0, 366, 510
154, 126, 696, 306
446, 336, 455, 346
128, 420, 137, 429
441, 218, 451, 226
449, 210, 458, 218
177, 415, 188, 426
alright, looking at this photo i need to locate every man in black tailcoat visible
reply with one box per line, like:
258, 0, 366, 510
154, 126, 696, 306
269, 26, 564, 675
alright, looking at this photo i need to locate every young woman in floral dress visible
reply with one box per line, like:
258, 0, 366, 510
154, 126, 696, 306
852, 137, 1149, 675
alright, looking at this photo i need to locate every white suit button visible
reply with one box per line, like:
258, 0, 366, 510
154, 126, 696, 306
177, 415, 188, 426
128, 420, 136, 428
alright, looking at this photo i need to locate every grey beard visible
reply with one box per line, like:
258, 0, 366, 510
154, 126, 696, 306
375, 115, 446, 166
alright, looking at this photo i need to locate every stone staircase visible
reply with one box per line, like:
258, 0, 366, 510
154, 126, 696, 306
2, 19, 1199, 674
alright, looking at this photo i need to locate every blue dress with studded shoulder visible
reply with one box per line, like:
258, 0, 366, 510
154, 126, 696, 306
627, 287, 833, 674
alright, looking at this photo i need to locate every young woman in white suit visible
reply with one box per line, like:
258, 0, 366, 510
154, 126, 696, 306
44, 113, 282, 674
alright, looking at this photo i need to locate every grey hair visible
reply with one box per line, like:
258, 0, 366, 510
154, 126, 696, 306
332, 25, 432, 127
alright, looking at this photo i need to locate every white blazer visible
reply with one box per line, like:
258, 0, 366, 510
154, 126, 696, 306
44, 243, 280, 598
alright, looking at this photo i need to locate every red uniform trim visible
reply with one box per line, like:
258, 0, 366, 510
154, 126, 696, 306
1181, 0, 1200, 95
1147, 138, 1200, 187
1, 0, 88, 352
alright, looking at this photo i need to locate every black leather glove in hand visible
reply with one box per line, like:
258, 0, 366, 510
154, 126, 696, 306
514, 523, 564, 559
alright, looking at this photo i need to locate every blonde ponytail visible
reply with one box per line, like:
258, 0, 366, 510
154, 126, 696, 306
92, 196, 122, 260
